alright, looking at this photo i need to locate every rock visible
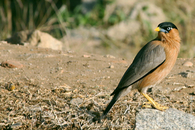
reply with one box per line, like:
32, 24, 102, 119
107, 20, 140, 42
65, 26, 100, 41
104, 54, 115, 59
186, 84, 194, 88
70, 98, 83, 106
104, 1, 138, 42
183, 61, 193, 67
63, 26, 101, 51
105, 1, 165, 42
83, 54, 91, 58
104, 0, 166, 29
180, 71, 195, 78
6, 30, 62, 50
11, 122, 22, 128
53, 84, 72, 93
135, 108, 195, 130
109, 65, 114, 68
172, 86, 186, 92
1, 60, 23, 68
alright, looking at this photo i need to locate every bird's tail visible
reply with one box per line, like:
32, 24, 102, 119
101, 86, 133, 118
102, 91, 122, 118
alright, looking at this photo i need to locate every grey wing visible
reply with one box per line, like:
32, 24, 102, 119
111, 41, 166, 95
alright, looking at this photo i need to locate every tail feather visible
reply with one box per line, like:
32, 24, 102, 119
102, 91, 122, 118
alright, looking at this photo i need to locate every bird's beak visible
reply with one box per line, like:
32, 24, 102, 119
155, 27, 160, 32
155, 27, 168, 33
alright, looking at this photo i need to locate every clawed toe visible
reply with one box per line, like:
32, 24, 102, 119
141, 92, 168, 111
142, 102, 152, 108
154, 104, 168, 111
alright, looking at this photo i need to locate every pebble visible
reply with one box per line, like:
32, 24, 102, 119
70, 98, 83, 106
109, 65, 114, 68
63, 84, 72, 92
1, 60, 23, 68
64, 92, 72, 97
83, 54, 91, 58
183, 61, 193, 67
172, 86, 186, 92
186, 84, 194, 88
172, 82, 183, 85
11, 122, 22, 128
180, 71, 195, 78
53, 84, 72, 93
186, 72, 195, 78
105, 54, 115, 59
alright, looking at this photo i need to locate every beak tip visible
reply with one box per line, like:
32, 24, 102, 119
155, 27, 160, 32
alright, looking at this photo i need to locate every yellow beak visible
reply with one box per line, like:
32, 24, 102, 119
155, 27, 160, 32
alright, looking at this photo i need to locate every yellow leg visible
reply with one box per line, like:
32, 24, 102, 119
141, 92, 168, 111
142, 102, 152, 108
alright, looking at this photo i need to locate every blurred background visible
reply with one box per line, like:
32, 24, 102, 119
0, 0, 195, 59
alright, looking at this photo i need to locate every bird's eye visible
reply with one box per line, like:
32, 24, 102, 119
167, 27, 172, 31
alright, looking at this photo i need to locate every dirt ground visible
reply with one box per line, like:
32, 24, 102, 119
0, 41, 195, 129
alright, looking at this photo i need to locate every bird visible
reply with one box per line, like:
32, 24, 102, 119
102, 22, 180, 117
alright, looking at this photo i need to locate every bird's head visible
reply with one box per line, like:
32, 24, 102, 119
155, 22, 180, 43
155, 22, 178, 33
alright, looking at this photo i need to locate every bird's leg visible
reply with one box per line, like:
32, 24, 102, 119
142, 102, 152, 108
141, 92, 168, 111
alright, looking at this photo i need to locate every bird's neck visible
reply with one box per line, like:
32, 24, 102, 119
157, 32, 181, 55
157, 32, 180, 51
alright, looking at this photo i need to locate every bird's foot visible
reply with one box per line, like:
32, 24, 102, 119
142, 101, 168, 111
142, 102, 152, 108
141, 92, 168, 111
152, 102, 168, 111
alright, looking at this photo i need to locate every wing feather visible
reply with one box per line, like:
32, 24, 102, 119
111, 40, 166, 95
